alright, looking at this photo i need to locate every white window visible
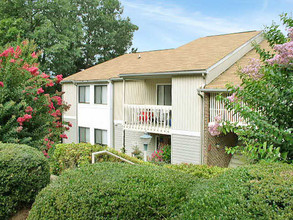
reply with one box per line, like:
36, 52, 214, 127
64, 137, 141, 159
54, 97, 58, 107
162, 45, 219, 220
79, 86, 90, 103
94, 85, 107, 104
79, 127, 90, 143
157, 85, 171, 105
95, 129, 107, 145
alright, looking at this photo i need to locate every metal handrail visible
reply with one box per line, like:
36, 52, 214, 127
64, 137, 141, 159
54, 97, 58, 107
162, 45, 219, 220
91, 150, 135, 165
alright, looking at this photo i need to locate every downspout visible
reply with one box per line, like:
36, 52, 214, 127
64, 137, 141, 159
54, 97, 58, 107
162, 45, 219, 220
122, 79, 126, 150
108, 80, 114, 148
197, 86, 205, 165
73, 81, 79, 143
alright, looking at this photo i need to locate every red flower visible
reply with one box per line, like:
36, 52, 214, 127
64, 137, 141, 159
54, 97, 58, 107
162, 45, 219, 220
0, 81, 3, 87
51, 109, 61, 117
17, 117, 25, 126
41, 73, 50, 79
10, 59, 16, 63
68, 122, 73, 127
46, 80, 54, 87
27, 67, 39, 76
14, 46, 21, 58
51, 96, 62, 105
34, 97, 38, 101
37, 87, 44, 94
56, 74, 63, 83
0, 47, 14, 57
25, 106, 33, 113
31, 52, 38, 58
60, 134, 68, 139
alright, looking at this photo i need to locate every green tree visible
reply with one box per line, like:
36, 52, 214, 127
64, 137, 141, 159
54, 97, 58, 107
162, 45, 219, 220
218, 14, 293, 162
0, 0, 138, 77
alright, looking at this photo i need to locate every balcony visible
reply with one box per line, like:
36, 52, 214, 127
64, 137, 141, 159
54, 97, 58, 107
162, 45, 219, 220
124, 104, 172, 134
209, 93, 246, 125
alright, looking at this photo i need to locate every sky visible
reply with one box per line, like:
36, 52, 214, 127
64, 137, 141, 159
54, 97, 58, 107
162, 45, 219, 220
120, 0, 293, 52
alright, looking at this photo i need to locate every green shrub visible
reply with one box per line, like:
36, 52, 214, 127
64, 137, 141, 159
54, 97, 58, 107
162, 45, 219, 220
174, 162, 293, 219
50, 143, 152, 175
164, 163, 227, 178
0, 143, 50, 220
28, 162, 196, 220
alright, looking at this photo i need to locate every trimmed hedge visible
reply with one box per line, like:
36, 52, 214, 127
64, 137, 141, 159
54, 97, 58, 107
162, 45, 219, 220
174, 162, 293, 219
164, 163, 227, 178
0, 143, 50, 220
50, 143, 151, 174
28, 163, 196, 220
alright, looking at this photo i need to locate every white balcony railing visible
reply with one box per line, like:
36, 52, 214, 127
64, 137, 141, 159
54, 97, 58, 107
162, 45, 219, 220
124, 104, 172, 134
210, 93, 245, 124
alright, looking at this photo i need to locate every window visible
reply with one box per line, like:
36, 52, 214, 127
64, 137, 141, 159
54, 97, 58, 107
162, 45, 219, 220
79, 127, 90, 143
79, 86, 90, 103
157, 85, 171, 105
94, 85, 107, 104
95, 129, 107, 145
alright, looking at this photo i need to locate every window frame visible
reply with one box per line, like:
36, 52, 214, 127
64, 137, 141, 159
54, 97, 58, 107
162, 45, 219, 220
94, 128, 108, 146
79, 126, 90, 143
94, 85, 108, 105
78, 85, 90, 104
156, 84, 172, 106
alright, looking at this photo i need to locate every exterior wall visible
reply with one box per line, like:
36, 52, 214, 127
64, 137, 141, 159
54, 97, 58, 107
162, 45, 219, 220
125, 78, 171, 105
113, 81, 123, 121
203, 93, 237, 167
77, 83, 112, 146
124, 129, 156, 158
114, 123, 123, 150
171, 134, 201, 164
171, 75, 204, 132
62, 83, 78, 143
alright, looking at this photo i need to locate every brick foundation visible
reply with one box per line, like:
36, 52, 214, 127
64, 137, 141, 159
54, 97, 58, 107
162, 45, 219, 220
203, 93, 238, 167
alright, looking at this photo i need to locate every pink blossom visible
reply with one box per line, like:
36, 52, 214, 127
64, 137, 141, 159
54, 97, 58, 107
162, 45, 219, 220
46, 80, 54, 87
227, 93, 237, 103
27, 67, 39, 76
14, 46, 21, 58
60, 134, 68, 139
0, 47, 14, 57
214, 115, 222, 122
266, 41, 293, 67
34, 97, 38, 101
51, 96, 62, 105
31, 52, 38, 58
25, 106, 33, 113
10, 59, 16, 63
51, 109, 61, 117
37, 87, 44, 94
68, 122, 73, 127
242, 58, 263, 79
16, 126, 23, 132
0, 81, 3, 87
56, 74, 63, 83
41, 73, 50, 79
208, 122, 221, 136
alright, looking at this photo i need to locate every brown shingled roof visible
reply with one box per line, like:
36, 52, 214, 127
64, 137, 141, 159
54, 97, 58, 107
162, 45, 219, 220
64, 31, 261, 81
206, 40, 272, 89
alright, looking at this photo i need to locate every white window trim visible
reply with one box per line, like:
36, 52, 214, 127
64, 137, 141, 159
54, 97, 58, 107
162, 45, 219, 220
94, 84, 108, 105
156, 83, 172, 106
78, 85, 90, 104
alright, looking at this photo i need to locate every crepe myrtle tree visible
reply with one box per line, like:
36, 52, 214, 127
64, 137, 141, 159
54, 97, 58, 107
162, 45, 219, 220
0, 40, 71, 157
215, 20, 293, 162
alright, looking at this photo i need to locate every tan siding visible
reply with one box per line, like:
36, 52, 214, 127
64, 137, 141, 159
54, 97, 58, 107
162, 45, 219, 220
64, 118, 78, 143
171, 134, 201, 164
172, 76, 204, 132
114, 123, 123, 150
125, 78, 171, 105
113, 81, 123, 121
62, 83, 77, 117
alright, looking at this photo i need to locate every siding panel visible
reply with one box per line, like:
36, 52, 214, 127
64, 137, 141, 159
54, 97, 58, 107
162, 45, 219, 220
172, 134, 201, 164
114, 81, 123, 121
114, 123, 123, 150
172, 76, 204, 132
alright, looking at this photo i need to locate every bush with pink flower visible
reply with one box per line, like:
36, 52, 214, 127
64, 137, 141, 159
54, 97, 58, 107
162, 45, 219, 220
219, 15, 293, 161
0, 40, 70, 156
